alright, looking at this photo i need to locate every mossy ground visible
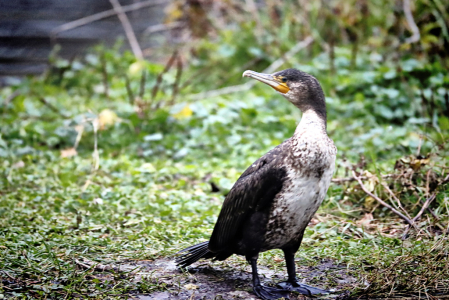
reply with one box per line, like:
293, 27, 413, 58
1, 8, 449, 298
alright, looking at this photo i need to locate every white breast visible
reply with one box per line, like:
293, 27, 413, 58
262, 148, 335, 251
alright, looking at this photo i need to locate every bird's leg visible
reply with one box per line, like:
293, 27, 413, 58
247, 254, 290, 300
277, 250, 329, 296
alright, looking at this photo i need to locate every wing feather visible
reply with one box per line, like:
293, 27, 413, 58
208, 140, 290, 252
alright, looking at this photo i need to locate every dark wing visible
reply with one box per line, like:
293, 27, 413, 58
208, 139, 291, 253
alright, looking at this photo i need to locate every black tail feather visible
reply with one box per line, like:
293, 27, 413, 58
175, 241, 213, 268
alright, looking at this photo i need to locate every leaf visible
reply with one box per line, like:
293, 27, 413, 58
0, 136, 7, 148
364, 171, 378, 192
12, 161, 25, 169
128, 60, 146, 76
217, 44, 236, 58
383, 70, 396, 79
357, 213, 374, 228
60, 148, 77, 158
184, 284, 198, 290
138, 163, 156, 173
144, 133, 163, 141
172, 105, 193, 120
439, 116, 449, 131
16, 146, 35, 156
93, 198, 104, 205
376, 105, 394, 119
0, 148, 8, 157
273, 256, 283, 263
410, 157, 430, 171
383, 88, 399, 99
400, 59, 420, 72
174, 148, 189, 159
364, 196, 376, 210
98, 109, 118, 130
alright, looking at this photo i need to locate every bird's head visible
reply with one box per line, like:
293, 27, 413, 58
243, 68, 326, 119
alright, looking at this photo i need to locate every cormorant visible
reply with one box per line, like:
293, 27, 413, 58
176, 68, 337, 300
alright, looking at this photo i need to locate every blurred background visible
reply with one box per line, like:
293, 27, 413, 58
0, 0, 448, 298
1, 0, 448, 163
2, 0, 448, 78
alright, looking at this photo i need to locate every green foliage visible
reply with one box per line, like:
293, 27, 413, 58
1, 1, 449, 298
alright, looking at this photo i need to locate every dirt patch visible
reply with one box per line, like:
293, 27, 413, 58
108, 258, 354, 300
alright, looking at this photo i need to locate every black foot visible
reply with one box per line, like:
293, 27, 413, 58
277, 281, 329, 296
254, 283, 290, 300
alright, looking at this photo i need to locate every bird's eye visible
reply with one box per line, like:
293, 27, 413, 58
282, 77, 287, 83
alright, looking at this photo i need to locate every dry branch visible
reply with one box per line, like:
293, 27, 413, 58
51, 0, 166, 37
101, 55, 110, 99
75, 258, 141, 273
143, 22, 184, 35
124, 74, 134, 104
170, 56, 183, 105
332, 174, 397, 184
139, 70, 147, 99
352, 170, 417, 229
441, 174, 449, 186
402, 193, 437, 239
108, 0, 143, 60
412, 193, 437, 223
187, 36, 314, 101
151, 51, 178, 100
380, 181, 413, 220
403, 0, 420, 44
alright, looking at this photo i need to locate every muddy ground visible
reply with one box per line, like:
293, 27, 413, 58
76, 257, 449, 300
85, 258, 354, 300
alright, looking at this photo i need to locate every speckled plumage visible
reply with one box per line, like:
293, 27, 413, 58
262, 110, 336, 251
176, 68, 337, 300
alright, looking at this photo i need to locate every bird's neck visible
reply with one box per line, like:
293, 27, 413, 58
294, 109, 327, 136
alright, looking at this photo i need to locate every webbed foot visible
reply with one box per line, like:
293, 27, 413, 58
254, 283, 290, 300
277, 280, 329, 296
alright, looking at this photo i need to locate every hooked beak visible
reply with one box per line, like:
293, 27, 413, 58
242, 70, 290, 94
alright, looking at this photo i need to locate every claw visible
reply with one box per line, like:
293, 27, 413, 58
277, 281, 329, 296
254, 283, 290, 300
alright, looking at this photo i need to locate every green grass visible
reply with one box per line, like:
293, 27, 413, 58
1, 35, 448, 299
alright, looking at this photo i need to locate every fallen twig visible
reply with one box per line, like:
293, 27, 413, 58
170, 55, 183, 105
139, 70, 147, 99
109, 0, 143, 60
441, 174, 449, 186
403, 0, 420, 44
143, 22, 184, 35
420, 200, 440, 220
0, 270, 15, 280
51, 0, 166, 38
402, 193, 437, 239
151, 50, 178, 101
412, 193, 437, 224
75, 258, 141, 273
101, 54, 109, 99
124, 74, 135, 104
352, 170, 417, 230
332, 174, 397, 184
381, 181, 413, 220
186, 36, 314, 101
